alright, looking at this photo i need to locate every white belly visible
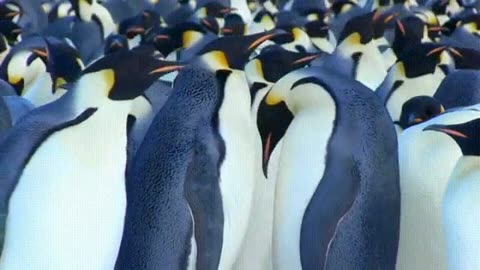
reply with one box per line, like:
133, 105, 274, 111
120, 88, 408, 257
273, 109, 334, 270
0, 105, 128, 270
443, 159, 480, 270
217, 71, 257, 270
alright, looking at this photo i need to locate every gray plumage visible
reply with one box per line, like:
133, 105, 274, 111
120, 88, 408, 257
2, 96, 35, 125
116, 67, 224, 270
127, 81, 173, 167
434, 70, 480, 110
296, 67, 400, 269
0, 80, 15, 96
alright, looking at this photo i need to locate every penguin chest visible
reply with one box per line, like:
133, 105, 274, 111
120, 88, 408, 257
273, 108, 335, 270
354, 45, 387, 90
217, 71, 257, 269
2, 107, 128, 270
22, 72, 54, 107
386, 70, 445, 122
442, 160, 480, 269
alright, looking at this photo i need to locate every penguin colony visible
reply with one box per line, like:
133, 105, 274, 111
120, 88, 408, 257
0, 0, 478, 269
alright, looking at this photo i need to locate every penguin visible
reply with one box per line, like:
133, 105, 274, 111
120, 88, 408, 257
314, 12, 388, 90
0, 49, 183, 269
395, 104, 480, 270
423, 118, 480, 270
0, 37, 83, 106
394, 95, 445, 130
376, 43, 452, 132
190, 29, 286, 270
15, 0, 48, 35
47, 1, 74, 22
0, 21, 22, 46
116, 67, 223, 270
272, 24, 317, 53
304, 19, 335, 53
257, 66, 400, 270
439, 14, 480, 50
236, 46, 320, 270
434, 69, 480, 109
201, 16, 221, 35
0, 1, 21, 23
104, 34, 129, 55
221, 13, 247, 36
69, 0, 117, 38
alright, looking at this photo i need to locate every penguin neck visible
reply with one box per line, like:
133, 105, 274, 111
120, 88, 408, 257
449, 156, 480, 184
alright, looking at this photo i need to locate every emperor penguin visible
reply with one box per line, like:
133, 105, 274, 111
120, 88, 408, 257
395, 104, 480, 270
424, 118, 480, 270
0, 49, 183, 269
0, 34, 10, 65
0, 1, 21, 23
116, 67, 222, 270
236, 46, 320, 270
434, 69, 480, 109
0, 21, 22, 46
376, 43, 452, 133
69, 0, 117, 38
104, 34, 129, 55
0, 37, 84, 107
314, 12, 388, 90
190, 29, 286, 270
258, 66, 400, 270
394, 95, 445, 131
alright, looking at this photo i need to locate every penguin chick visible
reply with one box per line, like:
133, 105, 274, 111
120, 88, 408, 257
423, 118, 480, 270
116, 67, 222, 270
0, 49, 183, 270
395, 95, 445, 130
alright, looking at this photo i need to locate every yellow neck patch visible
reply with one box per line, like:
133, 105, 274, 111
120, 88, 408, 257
102, 69, 115, 95
182, 30, 203, 48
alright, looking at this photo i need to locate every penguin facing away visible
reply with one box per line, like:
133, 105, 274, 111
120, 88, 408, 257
116, 67, 223, 270
258, 66, 400, 270
394, 95, 445, 131
0, 49, 183, 269
424, 118, 480, 270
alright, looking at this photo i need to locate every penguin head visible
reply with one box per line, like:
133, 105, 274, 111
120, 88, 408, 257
392, 16, 428, 55
257, 70, 334, 176
246, 46, 320, 83
43, 38, 84, 91
460, 14, 480, 35
119, 16, 146, 41
105, 34, 129, 55
304, 20, 330, 39
197, 29, 288, 70
201, 16, 220, 34
395, 96, 445, 130
423, 118, 480, 156
395, 44, 453, 79
78, 48, 184, 101
0, 1, 21, 22
221, 13, 246, 36
338, 12, 375, 46
0, 21, 22, 46
0, 47, 48, 95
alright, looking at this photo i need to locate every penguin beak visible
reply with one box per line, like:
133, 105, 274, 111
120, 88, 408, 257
149, 61, 185, 75
221, 28, 233, 34
33, 48, 49, 59
202, 19, 213, 28
154, 34, 170, 42
423, 124, 468, 138
220, 7, 237, 14
126, 27, 145, 38
247, 29, 287, 51
292, 53, 321, 65
6, 11, 19, 18
257, 99, 293, 178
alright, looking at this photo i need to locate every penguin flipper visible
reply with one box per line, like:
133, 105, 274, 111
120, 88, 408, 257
300, 152, 361, 269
